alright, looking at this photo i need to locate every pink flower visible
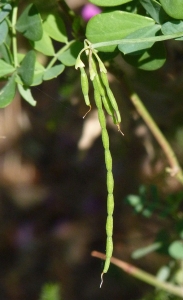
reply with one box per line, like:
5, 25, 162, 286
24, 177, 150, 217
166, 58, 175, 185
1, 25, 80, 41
81, 3, 102, 21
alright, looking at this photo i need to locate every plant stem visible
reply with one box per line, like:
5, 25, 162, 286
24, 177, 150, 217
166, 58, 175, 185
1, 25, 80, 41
11, 3, 18, 68
92, 251, 183, 298
129, 91, 183, 184
46, 40, 75, 69
108, 64, 183, 185
91, 32, 183, 49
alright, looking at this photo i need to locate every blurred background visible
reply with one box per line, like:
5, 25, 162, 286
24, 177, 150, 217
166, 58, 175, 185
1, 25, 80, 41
0, 0, 183, 299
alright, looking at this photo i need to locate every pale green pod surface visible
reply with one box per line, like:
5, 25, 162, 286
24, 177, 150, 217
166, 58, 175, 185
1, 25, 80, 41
100, 71, 109, 89
101, 95, 114, 117
98, 108, 106, 129
101, 128, 109, 149
107, 171, 114, 194
80, 68, 90, 106
107, 194, 114, 215
103, 237, 113, 273
96, 74, 106, 97
94, 89, 102, 109
115, 110, 121, 124
106, 236, 113, 258
105, 149, 112, 171
107, 88, 119, 112
80, 67, 89, 94
103, 258, 111, 274
106, 215, 113, 237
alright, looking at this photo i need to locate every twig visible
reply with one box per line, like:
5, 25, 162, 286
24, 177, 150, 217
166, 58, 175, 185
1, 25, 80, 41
92, 251, 183, 297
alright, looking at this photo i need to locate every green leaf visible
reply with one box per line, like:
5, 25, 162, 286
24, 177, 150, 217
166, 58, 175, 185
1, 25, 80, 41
43, 13, 67, 43
86, 11, 155, 52
17, 50, 36, 86
0, 20, 8, 45
31, 61, 45, 86
0, 59, 15, 77
140, 0, 169, 24
161, 21, 183, 41
89, 0, 132, 6
159, 0, 183, 20
18, 83, 36, 106
58, 41, 83, 66
118, 25, 161, 54
0, 3, 12, 22
168, 240, 183, 259
0, 74, 16, 108
122, 42, 166, 70
16, 4, 43, 41
43, 64, 65, 81
132, 242, 161, 259
0, 43, 12, 64
32, 30, 55, 56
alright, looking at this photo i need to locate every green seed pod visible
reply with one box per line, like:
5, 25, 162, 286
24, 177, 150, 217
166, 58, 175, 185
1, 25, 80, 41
115, 110, 121, 124
103, 259, 110, 274
94, 89, 102, 109
80, 67, 89, 105
107, 171, 114, 194
101, 128, 109, 149
96, 74, 106, 97
105, 149, 112, 171
101, 95, 115, 117
106, 216, 113, 237
102, 237, 113, 273
100, 71, 109, 89
107, 194, 114, 215
98, 109, 106, 129
106, 88, 119, 112
106, 237, 113, 258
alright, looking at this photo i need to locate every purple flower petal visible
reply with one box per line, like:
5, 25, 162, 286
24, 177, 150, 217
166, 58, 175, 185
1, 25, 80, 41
81, 3, 102, 21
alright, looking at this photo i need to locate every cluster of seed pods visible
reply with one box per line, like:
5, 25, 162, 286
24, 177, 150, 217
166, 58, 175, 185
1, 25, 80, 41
76, 43, 123, 287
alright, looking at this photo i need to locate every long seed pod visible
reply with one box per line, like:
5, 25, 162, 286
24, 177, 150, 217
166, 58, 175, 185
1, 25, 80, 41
80, 67, 91, 118
93, 88, 114, 287
92, 59, 117, 123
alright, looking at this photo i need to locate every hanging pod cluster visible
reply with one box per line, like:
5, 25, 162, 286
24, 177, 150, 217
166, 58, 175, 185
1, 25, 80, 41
75, 40, 124, 287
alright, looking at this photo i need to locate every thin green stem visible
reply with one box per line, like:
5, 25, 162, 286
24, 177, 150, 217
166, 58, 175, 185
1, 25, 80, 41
130, 91, 183, 184
92, 251, 183, 298
91, 32, 183, 49
46, 40, 75, 69
11, 4, 18, 68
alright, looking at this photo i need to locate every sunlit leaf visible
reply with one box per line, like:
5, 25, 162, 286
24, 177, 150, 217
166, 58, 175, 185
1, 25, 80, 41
0, 3, 12, 22
0, 20, 8, 45
118, 25, 161, 54
161, 20, 183, 41
122, 42, 166, 70
58, 41, 83, 66
140, 0, 169, 24
31, 61, 45, 86
17, 50, 36, 86
0, 43, 12, 64
18, 83, 36, 106
89, 0, 132, 6
32, 31, 55, 56
16, 4, 43, 41
159, 0, 183, 20
43, 13, 67, 43
0, 59, 15, 77
43, 64, 65, 81
0, 74, 16, 108
86, 11, 155, 52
